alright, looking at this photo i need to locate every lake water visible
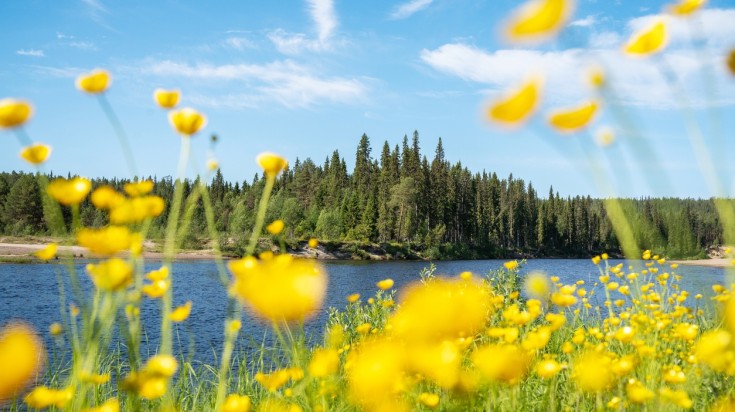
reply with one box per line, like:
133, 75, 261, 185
0, 259, 728, 365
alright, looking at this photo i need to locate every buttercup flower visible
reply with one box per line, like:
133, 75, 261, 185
266, 219, 285, 235
0, 99, 33, 129
505, 0, 574, 42
77, 226, 133, 256
668, 0, 706, 15
124, 180, 154, 197
34, 243, 57, 261
487, 78, 541, 126
168, 107, 207, 136
0, 323, 45, 402
548, 101, 599, 132
86, 258, 133, 291
76, 69, 111, 94
222, 394, 251, 412
20, 143, 51, 165
624, 21, 667, 56
170, 301, 192, 322
153, 89, 180, 109
376, 278, 394, 290
47, 177, 92, 206
256, 152, 288, 177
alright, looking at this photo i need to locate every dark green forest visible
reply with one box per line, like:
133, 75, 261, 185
0, 132, 728, 259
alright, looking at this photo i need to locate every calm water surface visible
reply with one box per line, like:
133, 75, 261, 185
0, 259, 727, 364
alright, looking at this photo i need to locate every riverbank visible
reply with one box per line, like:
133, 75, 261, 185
670, 258, 733, 268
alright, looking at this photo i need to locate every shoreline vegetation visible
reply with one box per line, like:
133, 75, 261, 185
1, 236, 731, 267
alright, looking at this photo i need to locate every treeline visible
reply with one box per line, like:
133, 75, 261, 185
0, 132, 727, 258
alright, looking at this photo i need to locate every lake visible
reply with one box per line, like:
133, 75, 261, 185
0, 259, 727, 365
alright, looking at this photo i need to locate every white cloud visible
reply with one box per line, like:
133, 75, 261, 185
68, 41, 97, 51
569, 15, 597, 27
223, 36, 256, 50
626, 9, 735, 49
268, 0, 340, 54
143, 60, 368, 109
390, 0, 433, 20
16, 49, 45, 57
56, 32, 75, 39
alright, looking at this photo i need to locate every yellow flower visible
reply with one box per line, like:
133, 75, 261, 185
0, 323, 44, 402
504, 260, 519, 270
24, 386, 73, 409
79, 372, 111, 384
308, 238, 319, 248
535, 359, 562, 379
418, 392, 440, 408
49, 323, 63, 337
255, 367, 303, 391
228, 320, 242, 334
170, 301, 192, 322
76, 69, 111, 94
0, 99, 33, 129
223, 394, 251, 412
153, 88, 180, 109
266, 219, 285, 235
624, 21, 667, 56
145, 266, 169, 282
669, 0, 706, 15
168, 107, 207, 136
229, 255, 327, 322
695, 329, 733, 372
142, 279, 169, 298
524, 271, 551, 299
472, 344, 532, 385
346, 293, 360, 303
487, 78, 541, 126
356, 323, 372, 334
660, 388, 693, 409
256, 152, 288, 177
642, 249, 652, 260
308, 348, 340, 377
124, 180, 154, 197
572, 351, 613, 392
504, 0, 573, 42
77, 226, 132, 256
346, 339, 406, 410
626, 379, 655, 403
143, 355, 178, 378
207, 159, 219, 171
90, 186, 126, 210
406, 340, 462, 388
34, 243, 57, 261
728, 49, 735, 75
376, 278, 394, 290
588, 66, 605, 88
47, 177, 92, 206
86, 258, 133, 291
109, 196, 165, 224
595, 127, 615, 147
84, 398, 119, 412
20, 143, 51, 165
548, 100, 599, 132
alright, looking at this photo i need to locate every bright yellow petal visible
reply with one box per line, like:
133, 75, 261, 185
153, 89, 180, 109
168, 108, 207, 136
76, 69, 111, 94
20, 143, 52, 165
668, 0, 706, 15
0, 99, 33, 129
0, 323, 45, 402
34, 243, 58, 261
506, 0, 574, 41
487, 78, 541, 125
256, 152, 288, 177
624, 21, 667, 56
728, 49, 735, 75
548, 101, 599, 132
170, 301, 192, 322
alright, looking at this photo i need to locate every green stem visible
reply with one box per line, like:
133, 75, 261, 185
197, 178, 229, 285
96, 94, 139, 178
214, 308, 242, 411
246, 175, 276, 256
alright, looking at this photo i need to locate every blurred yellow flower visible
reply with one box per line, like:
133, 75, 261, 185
153, 89, 180, 109
207, 159, 219, 171
595, 127, 615, 147
144, 355, 178, 377
660, 388, 693, 409
109, 196, 165, 224
49, 323, 63, 337
728, 49, 735, 75
24, 386, 73, 409
472, 344, 532, 385
124, 180, 154, 197
524, 271, 551, 299
573, 351, 612, 392
308, 348, 340, 377
86, 258, 133, 291
229, 255, 327, 322
145, 266, 169, 282
76, 69, 111, 94
548, 101, 598, 132
90, 186, 125, 210
418, 392, 440, 408
668, 0, 706, 15
255, 367, 303, 391
20, 143, 51, 165
84, 398, 119, 412
121, 355, 178, 400
77, 226, 132, 256
504, 260, 519, 270
266, 219, 285, 235
626, 379, 655, 403
168, 107, 207, 136
624, 21, 667, 56
34, 243, 57, 261
142, 279, 169, 299
308, 238, 319, 248
535, 359, 562, 378
0, 323, 44, 403
0, 99, 33, 129
79, 372, 111, 385
223, 394, 251, 412
487, 78, 541, 126
346, 293, 360, 303
170, 301, 192, 322
505, 0, 573, 42
346, 339, 406, 410
47, 177, 92, 206
376, 278, 394, 290
256, 152, 288, 177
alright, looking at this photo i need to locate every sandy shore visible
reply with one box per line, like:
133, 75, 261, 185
670, 258, 733, 268
0, 242, 221, 261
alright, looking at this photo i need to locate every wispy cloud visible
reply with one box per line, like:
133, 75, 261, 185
569, 15, 597, 27
81, 0, 113, 29
16, 49, 45, 57
268, 0, 340, 54
68, 41, 98, 51
56, 32, 75, 40
223, 36, 256, 50
142, 60, 368, 109
390, 0, 433, 20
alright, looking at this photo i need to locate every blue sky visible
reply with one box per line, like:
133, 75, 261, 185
2, 0, 735, 198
